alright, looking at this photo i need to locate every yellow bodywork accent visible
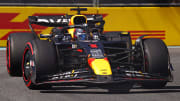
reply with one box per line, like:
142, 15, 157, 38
68, 28, 75, 38
90, 59, 112, 75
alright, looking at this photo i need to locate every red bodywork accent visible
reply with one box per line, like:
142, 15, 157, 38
69, 79, 83, 82
40, 78, 84, 84
22, 42, 34, 87
77, 49, 83, 52
88, 58, 95, 67
104, 57, 108, 61
89, 44, 98, 48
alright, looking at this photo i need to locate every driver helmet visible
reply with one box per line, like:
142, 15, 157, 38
74, 28, 86, 40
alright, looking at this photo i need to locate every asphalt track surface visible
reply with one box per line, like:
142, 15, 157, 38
0, 48, 180, 101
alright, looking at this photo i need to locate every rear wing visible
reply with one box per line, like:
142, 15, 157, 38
28, 15, 105, 33
28, 16, 69, 27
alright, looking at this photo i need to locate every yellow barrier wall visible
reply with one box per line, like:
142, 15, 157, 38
0, 7, 180, 46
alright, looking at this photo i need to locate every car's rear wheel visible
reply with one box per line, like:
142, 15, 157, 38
141, 38, 169, 88
7, 33, 36, 76
22, 40, 58, 89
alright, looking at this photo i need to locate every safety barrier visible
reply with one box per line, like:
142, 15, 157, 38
0, 1, 180, 46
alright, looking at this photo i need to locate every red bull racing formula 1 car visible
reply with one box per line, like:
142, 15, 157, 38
6, 8, 173, 91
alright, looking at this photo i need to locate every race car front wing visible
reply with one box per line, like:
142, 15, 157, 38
36, 67, 170, 85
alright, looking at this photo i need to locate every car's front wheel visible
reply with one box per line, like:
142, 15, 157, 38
141, 38, 169, 88
22, 40, 58, 89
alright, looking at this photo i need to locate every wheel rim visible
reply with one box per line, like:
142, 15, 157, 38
23, 48, 33, 82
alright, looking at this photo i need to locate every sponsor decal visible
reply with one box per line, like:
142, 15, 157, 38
37, 18, 70, 23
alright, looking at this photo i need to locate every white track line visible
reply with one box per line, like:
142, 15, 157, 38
168, 46, 180, 48
0, 48, 6, 51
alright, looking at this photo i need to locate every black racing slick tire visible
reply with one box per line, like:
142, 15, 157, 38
22, 40, 58, 89
142, 38, 169, 88
7, 33, 36, 76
